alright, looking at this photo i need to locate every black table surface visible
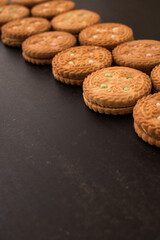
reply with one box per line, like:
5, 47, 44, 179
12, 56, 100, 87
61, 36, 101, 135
0, 0, 160, 239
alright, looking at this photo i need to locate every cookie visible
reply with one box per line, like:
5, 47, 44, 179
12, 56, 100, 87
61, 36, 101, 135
52, 46, 112, 85
0, 0, 8, 6
151, 64, 160, 92
0, 5, 30, 28
51, 9, 101, 35
133, 93, 160, 147
83, 66, 152, 115
79, 23, 134, 50
113, 40, 160, 73
12, 0, 50, 8
1, 17, 51, 47
22, 31, 77, 65
31, 1, 76, 19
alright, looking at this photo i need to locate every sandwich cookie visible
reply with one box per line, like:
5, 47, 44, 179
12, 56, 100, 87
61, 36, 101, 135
0, 0, 9, 6
1, 17, 51, 47
12, 0, 50, 8
151, 64, 160, 92
52, 46, 112, 85
51, 9, 101, 35
22, 31, 77, 65
113, 40, 160, 73
133, 93, 160, 148
31, 1, 76, 19
79, 23, 134, 50
0, 5, 30, 29
83, 66, 152, 115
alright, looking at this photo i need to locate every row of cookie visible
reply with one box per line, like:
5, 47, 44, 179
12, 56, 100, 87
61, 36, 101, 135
1, 3, 160, 147
0, 1, 76, 29
0, 0, 63, 8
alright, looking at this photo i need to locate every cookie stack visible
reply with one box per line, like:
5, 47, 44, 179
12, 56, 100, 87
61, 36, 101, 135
0, 0, 159, 147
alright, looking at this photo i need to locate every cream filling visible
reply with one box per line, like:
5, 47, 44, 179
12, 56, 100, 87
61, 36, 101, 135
6, 37, 24, 42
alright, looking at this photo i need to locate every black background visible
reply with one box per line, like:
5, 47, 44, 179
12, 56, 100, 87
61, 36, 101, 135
0, 0, 160, 239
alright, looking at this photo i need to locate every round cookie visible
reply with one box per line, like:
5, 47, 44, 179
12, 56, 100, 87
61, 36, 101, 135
0, 0, 9, 6
112, 40, 160, 73
151, 64, 160, 92
31, 1, 76, 19
79, 23, 134, 50
133, 93, 160, 148
1, 17, 51, 47
0, 5, 30, 28
12, 0, 50, 8
83, 66, 152, 115
51, 9, 101, 35
22, 31, 77, 65
52, 46, 112, 85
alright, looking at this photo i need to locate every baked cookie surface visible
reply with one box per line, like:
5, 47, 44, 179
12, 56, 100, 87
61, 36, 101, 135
79, 23, 134, 50
151, 64, 160, 92
0, 0, 9, 6
0, 5, 30, 27
52, 46, 112, 85
22, 31, 77, 64
51, 9, 101, 34
12, 0, 49, 8
133, 93, 160, 147
31, 1, 76, 19
1, 17, 51, 47
112, 40, 160, 73
83, 66, 152, 115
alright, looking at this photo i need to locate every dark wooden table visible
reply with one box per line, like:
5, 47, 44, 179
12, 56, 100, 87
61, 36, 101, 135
0, 0, 160, 239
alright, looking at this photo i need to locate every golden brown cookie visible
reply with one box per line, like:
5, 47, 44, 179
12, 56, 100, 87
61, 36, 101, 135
83, 66, 152, 115
0, 5, 30, 28
112, 40, 160, 73
1, 17, 51, 47
151, 64, 160, 92
51, 9, 101, 35
133, 93, 160, 147
79, 23, 134, 50
12, 0, 50, 8
0, 0, 8, 6
22, 31, 77, 65
31, 1, 76, 19
52, 46, 112, 85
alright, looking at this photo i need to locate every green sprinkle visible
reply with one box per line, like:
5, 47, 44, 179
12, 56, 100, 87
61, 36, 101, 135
127, 77, 133, 79
68, 13, 73, 17
123, 87, 130, 91
10, 13, 14, 16
0, 8, 4, 12
100, 84, 108, 89
105, 73, 112, 78
12, 7, 17, 10
83, 14, 88, 17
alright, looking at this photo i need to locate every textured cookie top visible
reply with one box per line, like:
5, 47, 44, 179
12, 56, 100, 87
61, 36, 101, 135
151, 64, 160, 92
133, 93, 160, 140
52, 46, 112, 79
113, 40, 160, 72
83, 66, 151, 108
79, 23, 134, 50
0, 5, 30, 25
31, 1, 76, 19
0, 0, 8, 6
51, 9, 101, 34
22, 31, 77, 58
12, 0, 48, 8
1, 17, 51, 39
